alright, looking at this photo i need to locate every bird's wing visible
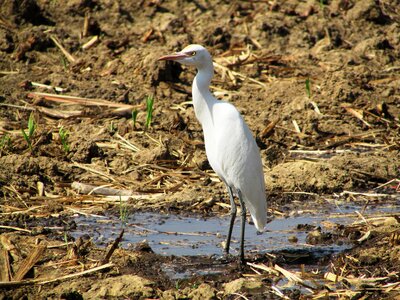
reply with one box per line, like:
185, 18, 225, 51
212, 102, 267, 231
212, 102, 254, 181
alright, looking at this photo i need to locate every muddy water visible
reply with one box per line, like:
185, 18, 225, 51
73, 212, 341, 256
71, 201, 399, 258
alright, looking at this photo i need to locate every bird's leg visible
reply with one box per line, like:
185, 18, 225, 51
237, 189, 246, 265
224, 185, 236, 254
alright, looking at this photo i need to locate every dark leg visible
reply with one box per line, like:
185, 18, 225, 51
237, 189, 246, 265
224, 185, 236, 254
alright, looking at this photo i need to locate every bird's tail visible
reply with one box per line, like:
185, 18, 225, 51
251, 212, 267, 233
247, 202, 267, 233
239, 182, 267, 232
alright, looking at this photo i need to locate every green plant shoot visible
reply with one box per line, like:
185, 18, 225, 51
0, 134, 11, 154
21, 112, 36, 151
109, 120, 116, 134
145, 96, 154, 129
60, 56, 67, 71
305, 78, 311, 98
63, 231, 70, 251
119, 196, 128, 228
132, 109, 138, 128
59, 126, 70, 153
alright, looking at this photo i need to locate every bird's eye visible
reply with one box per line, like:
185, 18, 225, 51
191, 51, 196, 56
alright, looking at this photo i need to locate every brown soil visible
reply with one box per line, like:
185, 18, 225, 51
0, 0, 399, 299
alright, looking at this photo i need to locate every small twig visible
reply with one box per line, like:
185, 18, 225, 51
375, 179, 400, 191
341, 104, 372, 128
0, 70, 19, 75
270, 285, 290, 299
357, 230, 371, 242
38, 262, 114, 285
274, 264, 317, 290
71, 181, 134, 196
82, 36, 98, 50
213, 61, 266, 88
40, 259, 79, 268
340, 191, 397, 198
260, 119, 279, 139
27, 92, 141, 110
29, 81, 67, 92
114, 133, 141, 152
72, 163, 117, 182
130, 224, 217, 237
82, 12, 89, 37
0, 103, 35, 111
292, 120, 301, 133
47, 242, 75, 249
0, 205, 46, 215
55, 194, 161, 204
0, 263, 113, 287
289, 149, 351, 155
101, 229, 124, 264
0, 225, 31, 233
65, 207, 108, 218
50, 35, 76, 63
310, 101, 321, 114
355, 210, 370, 227
1, 249, 12, 282
230, 293, 250, 300
144, 132, 162, 146
0, 235, 22, 261
141, 28, 154, 42
0, 280, 35, 288
282, 191, 318, 196
247, 262, 280, 276
0, 101, 82, 119
13, 245, 47, 281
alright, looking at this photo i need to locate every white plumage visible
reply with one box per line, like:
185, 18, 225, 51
159, 44, 267, 263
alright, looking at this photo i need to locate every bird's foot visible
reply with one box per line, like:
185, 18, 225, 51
238, 256, 246, 269
211, 253, 246, 270
212, 252, 237, 264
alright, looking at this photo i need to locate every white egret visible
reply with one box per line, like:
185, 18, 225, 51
159, 44, 267, 264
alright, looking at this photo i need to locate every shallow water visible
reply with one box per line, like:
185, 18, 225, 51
71, 200, 399, 258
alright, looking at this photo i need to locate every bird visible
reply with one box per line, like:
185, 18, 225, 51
158, 44, 267, 264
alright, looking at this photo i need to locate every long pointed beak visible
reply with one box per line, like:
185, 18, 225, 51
158, 52, 189, 61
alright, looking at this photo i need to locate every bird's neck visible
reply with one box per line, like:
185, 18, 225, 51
194, 63, 213, 92
192, 63, 216, 125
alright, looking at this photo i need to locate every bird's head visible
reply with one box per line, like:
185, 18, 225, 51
158, 44, 212, 69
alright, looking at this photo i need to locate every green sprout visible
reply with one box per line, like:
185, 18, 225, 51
305, 78, 311, 98
21, 112, 36, 151
59, 126, 70, 153
63, 231, 70, 252
132, 109, 138, 128
145, 96, 154, 129
60, 56, 68, 71
0, 134, 10, 148
119, 196, 128, 228
0, 134, 11, 154
109, 120, 116, 134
